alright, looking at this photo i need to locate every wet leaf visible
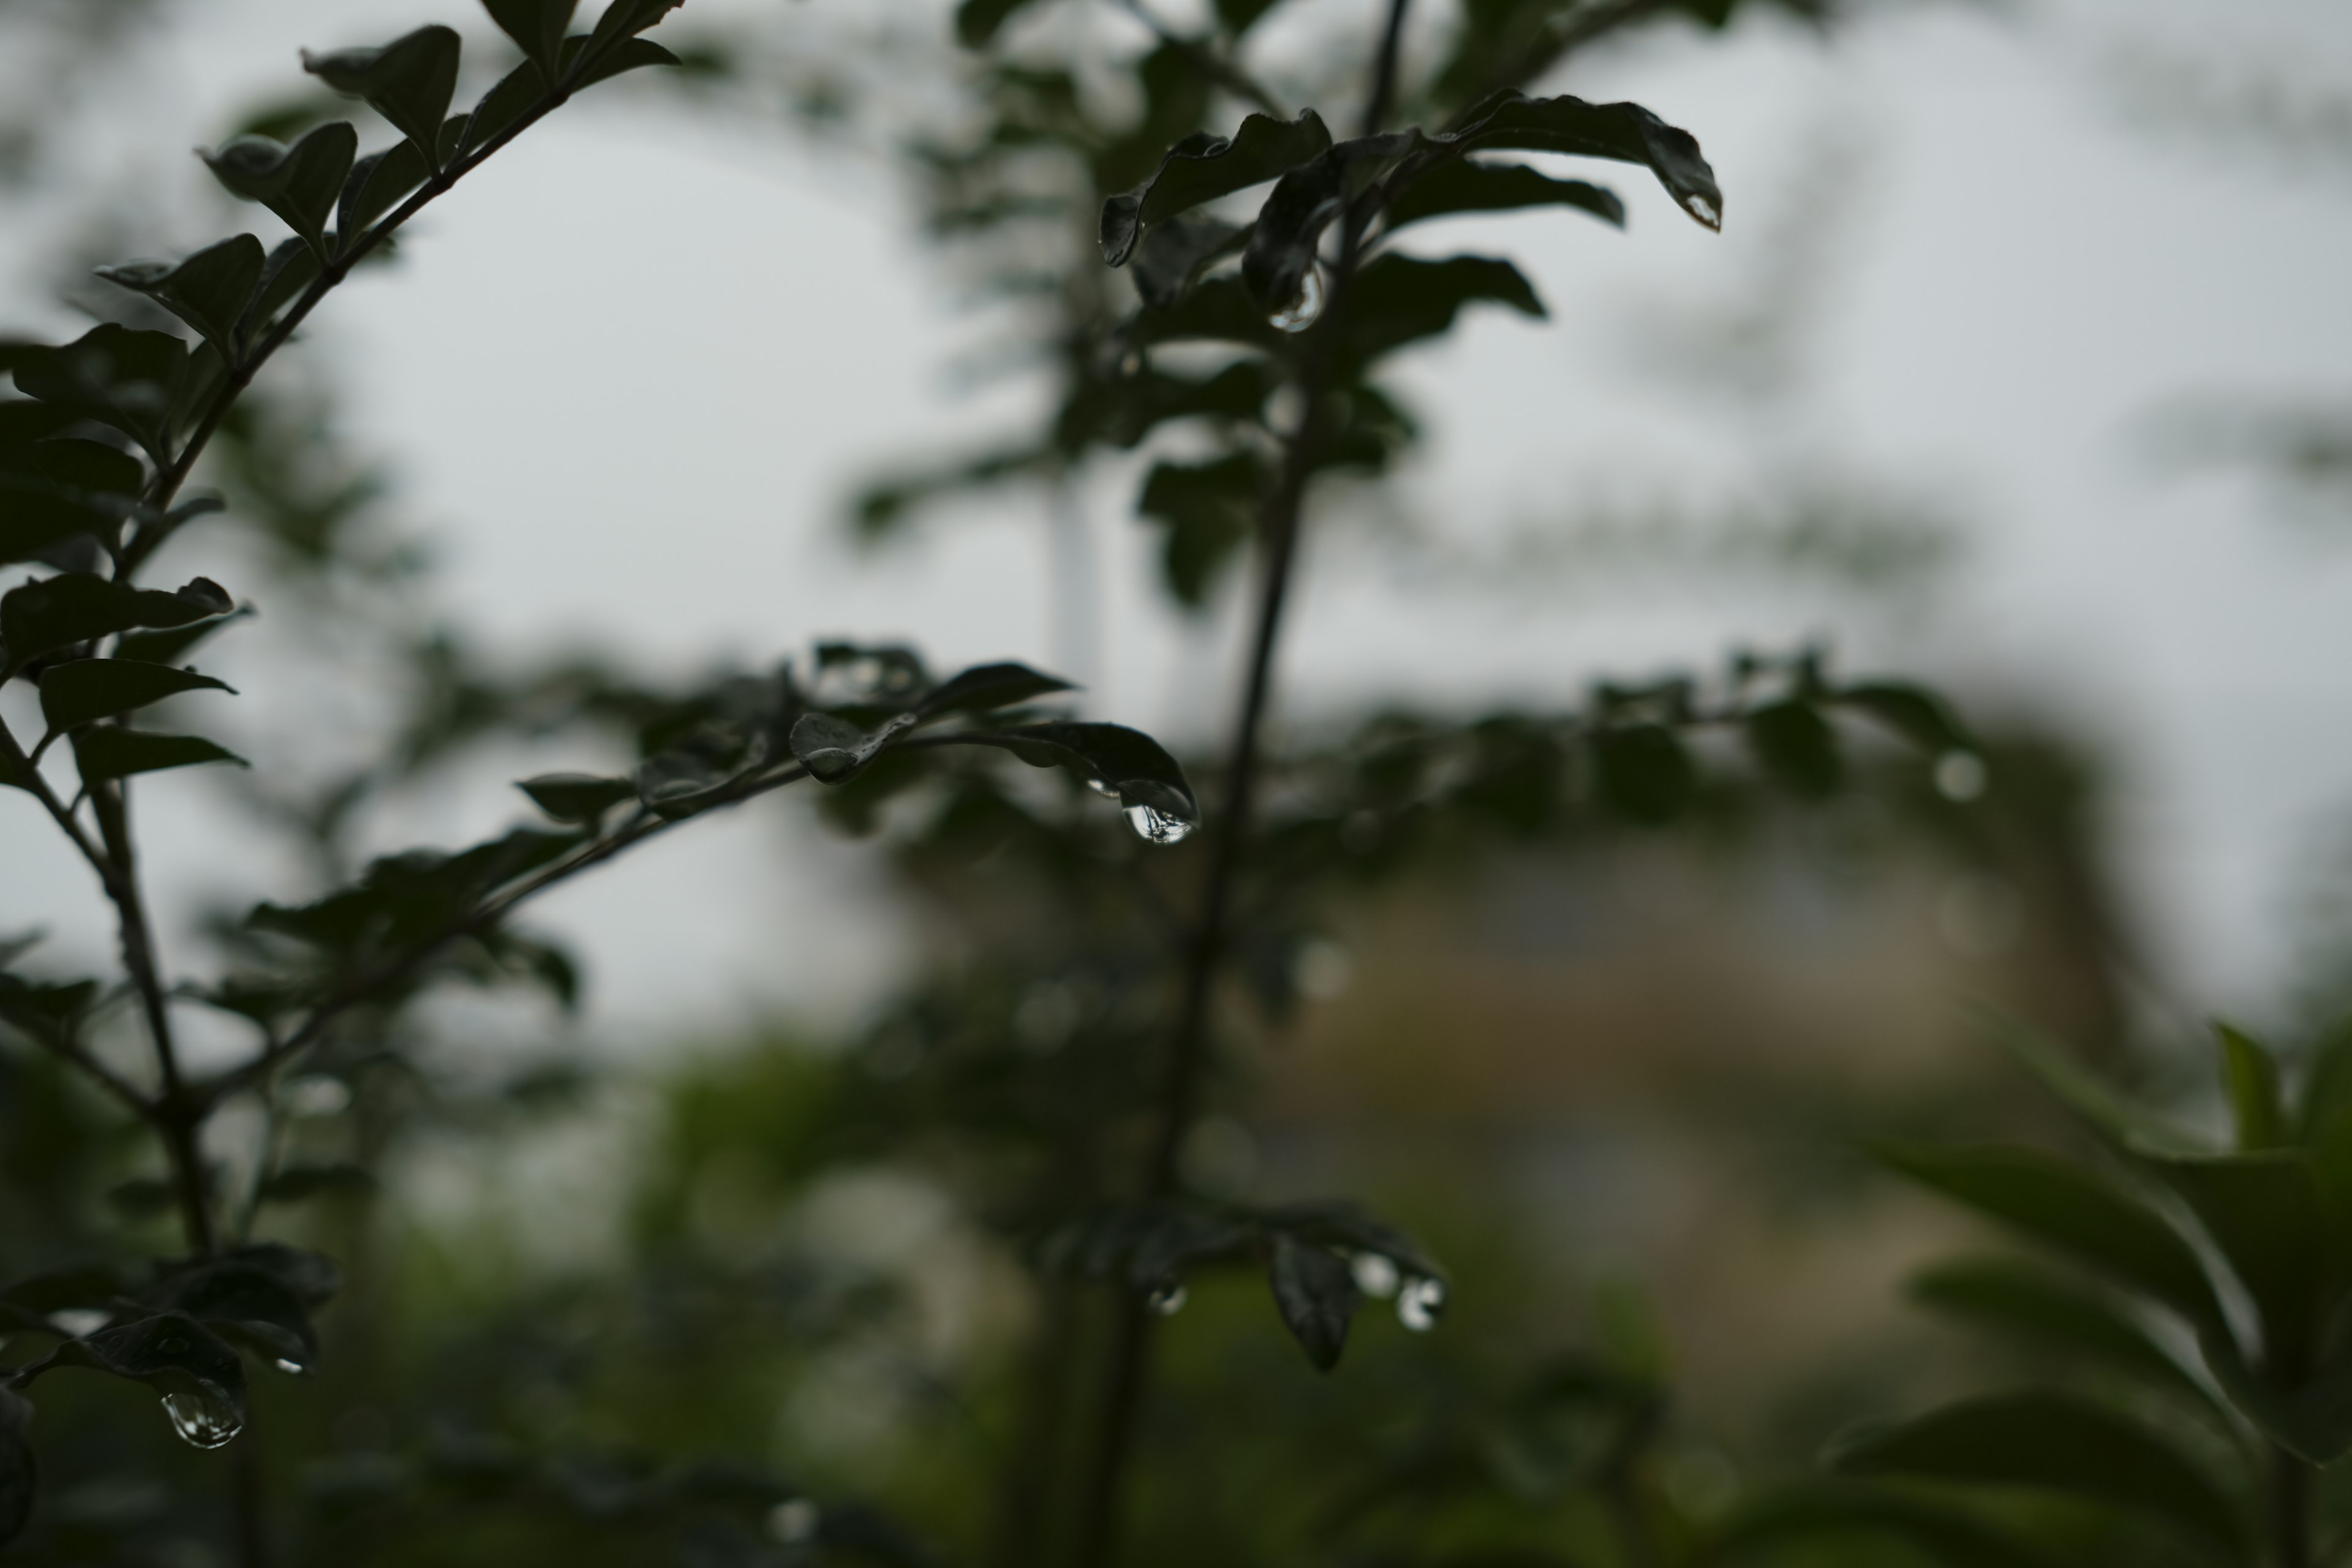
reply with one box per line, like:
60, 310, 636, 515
516, 772, 638, 823
1, 575, 233, 674
584, 0, 684, 56
8, 1310, 249, 1449
157, 1260, 322, 1372
1445, 90, 1721, 230
117, 608, 247, 668
932, 721, 1198, 824
1137, 453, 1264, 608
1268, 1234, 1360, 1371
39, 659, 233, 734
1130, 216, 1250, 311
72, 730, 247, 782
913, 662, 1075, 719
97, 236, 268, 360
1382, 160, 1624, 232
1830, 1393, 2245, 1553
1102, 111, 1334, 266
199, 122, 359, 257
1339, 253, 1544, 370
303, 26, 462, 168
790, 711, 900, 785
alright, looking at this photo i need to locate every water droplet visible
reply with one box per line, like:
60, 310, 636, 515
767, 1498, 821, 1544
273, 1358, 306, 1376
1349, 1253, 1400, 1299
1679, 191, 1721, 229
1934, 750, 1987, 802
1396, 1276, 1447, 1333
1147, 1281, 1188, 1316
161, 1386, 243, 1449
1085, 777, 1121, 800
1125, 804, 1195, 846
1268, 265, 1326, 333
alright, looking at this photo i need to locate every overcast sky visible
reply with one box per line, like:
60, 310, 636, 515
3, 0, 2350, 1049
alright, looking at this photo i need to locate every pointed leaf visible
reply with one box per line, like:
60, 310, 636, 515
2217, 1023, 2285, 1151
157, 1261, 320, 1373
8, 1310, 248, 1444
1830, 1393, 2245, 1553
198, 123, 357, 256
1268, 1234, 1361, 1371
116, 608, 247, 668
1242, 132, 1420, 311
10, 325, 189, 461
516, 772, 638, 823
72, 730, 246, 782
1909, 1258, 2223, 1415
1340, 253, 1544, 371
930, 721, 1197, 824
582, 0, 683, 64
1447, 90, 1721, 230
571, 37, 680, 90
97, 236, 267, 359
1383, 160, 1624, 232
789, 710, 906, 785
913, 662, 1076, 720
1980, 1009, 2207, 1158
1873, 1142, 2223, 1330
2, 575, 232, 673
246, 238, 323, 339
461, 61, 546, 161
303, 26, 463, 168
1835, 680, 1972, 754
39, 659, 233, 733
336, 140, 429, 244
1102, 111, 1335, 267
483, 0, 578, 79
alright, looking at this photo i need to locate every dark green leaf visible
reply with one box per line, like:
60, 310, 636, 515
1706, 1483, 2064, 1568
257, 1163, 377, 1205
1129, 276, 1281, 356
1835, 680, 1972, 754
1212, 0, 1283, 35
0, 1265, 130, 1317
303, 26, 462, 168
932, 721, 1198, 825
1981, 1008, 2206, 1158
1, 574, 232, 673
1268, 1234, 1360, 1371
72, 729, 247, 782
158, 1260, 321, 1373
2217, 1023, 2285, 1151
1, 439, 142, 565
913, 662, 1076, 720
582, 0, 682, 65
516, 772, 638, 823
2200, 1330, 2352, 1463
1137, 453, 1263, 608
460, 61, 546, 160
0, 1388, 33, 1550
1873, 1142, 2222, 1330
116, 608, 247, 668
0, 974, 98, 1041
1447, 90, 1721, 230
1339, 253, 1544, 370
250, 828, 577, 956
1382, 159, 1624, 232
336, 140, 429, 244
790, 710, 902, 785
97, 236, 267, 358
1102, 111, 1334, 266
199, 122, 359, 257
1590, 723, 1694, 825
1829, 1393, 2244, 1553
1909, 1257, 2222, 1414
1746, 699, 1841, 797
2139, 1148, 2331, 1367
246, 238, 323, 339
1130, 216, 1249, 311
1241, 133, 1420, 311
571, 37, 680, 91
483, 0, 578, 80
39, 658, 233, 734
10, 325, 189, 461
956, 0, 1044, 47
8, 1311, 247, 1448
0, 402, 73, 453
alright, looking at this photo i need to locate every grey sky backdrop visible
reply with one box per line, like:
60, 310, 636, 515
3, 0, 2350, 1051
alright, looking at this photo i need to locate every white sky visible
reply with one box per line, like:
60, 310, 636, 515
3, 0, 2350, 1047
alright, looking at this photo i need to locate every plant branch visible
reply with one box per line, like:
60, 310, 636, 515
204, 761, 812, 1103
1109, 0, 1288, 119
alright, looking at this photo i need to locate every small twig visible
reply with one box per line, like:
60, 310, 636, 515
1109, 0, 1288, 119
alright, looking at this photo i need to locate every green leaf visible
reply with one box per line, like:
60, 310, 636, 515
1137, 453, 1263, 608
0, 1388, 31, 1551
247, 238, 323, 339
1873, 1142, 2223, 1330
483, 0, 578, 80
516, 772, 638, 823
157, 1259, 322, 1373
1241, 133, 1422, 312
1446, 90, 1721, 230
2199, 1330, 2352, 1463
1746, 699, 1841, 797
913, 662, 1076, 719
1102, 111, 1334, 267
1909, 1258, 2224, 1416
956, 0, 1046, 48
0, 974, 97, 1041
1130, 216, 1250, 312
1980, 1008, 2207, 1158
96, 236, 268, 360
116, 608, 247, 668
1704, 1483, 2064, 1568
1382, 159, 1624, 232
930, 721, 1199, 826
303, 26, 463, 168
1212, 0, 1283, 36
1268, 1234, 1360, 1371
1339, 253, 1544, 371
256, 1163, 376, 1205
1829, 1393, 2245, 1553
38, 659, 233, 734
72, 730, 247, 782
198, 123, 357, 257
581, 0, 683, 66
790, 710, 908, 785
1590, 723, 1694, 826
10, 325, 190, 461
0, 401, 74, 453
1, 574, 232, 674
336, 140, 429, 244
2138, 1148, 2331, 1370
1129, 276, 1281, 356
7, 1311, 247, 1448
2217, 1023, 2285, 1150
1, 439, 143, 565
1835, 680, 1972, 755
459, 61, 546, 161
570, 36, 680, 91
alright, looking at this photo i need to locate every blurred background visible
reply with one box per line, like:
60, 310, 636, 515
2, 0, 2350, 1562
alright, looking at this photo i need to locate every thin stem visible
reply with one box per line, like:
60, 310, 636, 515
1362, 0, 1414, 137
